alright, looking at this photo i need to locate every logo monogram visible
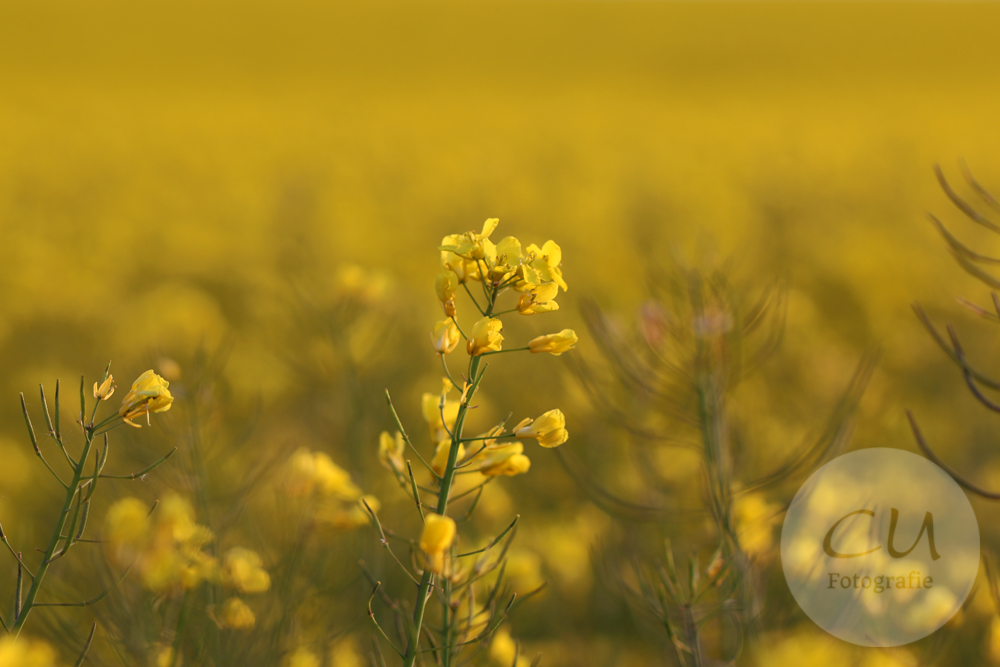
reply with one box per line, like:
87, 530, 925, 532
821, 508, 941, 561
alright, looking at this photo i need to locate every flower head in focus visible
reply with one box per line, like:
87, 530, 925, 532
515, 409, 569, 448
119, 370, 173, 427
420, 513, 457, 575
528, 329, 578, 356
517, 282, 560, 315
439, 218, 499, 261
526, 240, 568, 291
466, 317, 503, 356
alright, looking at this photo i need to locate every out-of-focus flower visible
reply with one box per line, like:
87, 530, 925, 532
285, 448, 361, 500
378, 431, 405, 473
514, 409, 569, 448
517, 282, 560, 315
734, 492, 780, 557
431, 318, 461, 354
477, 443, 531, 477
432, 440, 465, 477
215, 597, 255, 629
221, 547, 271, 593
105, 497, 152, 564
334, 264, 393, 304
119, 370, 173, 427
0, 636, 58, 667
420, 513, 457, 575
93, 374, 115, 400
489, 626, 530, 667
502, 549, 546, 595
152, 644, 175, 667
528, 329, 578, 356
313, 452, 362, 500
156, 357, 182, 381
422, 387, 460, 444
466, 317, 503, 356
328, 637, 365, 667
435, 270, 459, 317
105, 494, 219, 593
526, 240, 567, 291
285, 648, 320, 667
318, 495, 380, 530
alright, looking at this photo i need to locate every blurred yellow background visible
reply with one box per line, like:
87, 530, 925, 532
4, 1, 1000, 665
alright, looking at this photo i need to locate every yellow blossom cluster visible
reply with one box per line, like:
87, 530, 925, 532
431, 219, 577, 358
284, 448, 379, 530
104, 494, 217, 592
104, 493, 271, 629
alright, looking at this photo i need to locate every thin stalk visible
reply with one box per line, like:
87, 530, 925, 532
13, 429, 97, 633
403, 289, 495, 667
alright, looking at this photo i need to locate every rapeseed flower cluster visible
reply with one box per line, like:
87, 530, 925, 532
104, 493, 271, 629
373, 219, 578, 666
285, 447, 380, 530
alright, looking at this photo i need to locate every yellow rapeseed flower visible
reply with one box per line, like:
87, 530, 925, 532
285, 648, 320, 667
477, 443, 531, 477
517, 282, 560, 315
431, 318, 461, 354
0, 636, 58, 667
439, 218, 499, 259
119, 370, 173, 427
421, 389, 460, 444
312, 452, 363, 500
432, 440, 465, 477
216, 597, 255, 630
466, 317, 503, 356
93, 373, 115, 400
486, 236, 522, 282
420, 513, 457, 575
489, 626, 529, 667
221, 547, 271, 593
515, 409, 569, 448
435, 270, 459, 316
318, 494, 380, 530
285, 448, 362, 500
526, 240, 567, 291
104, 497, 152, 566
528, 329, 578, 356
378, 431, 405, 473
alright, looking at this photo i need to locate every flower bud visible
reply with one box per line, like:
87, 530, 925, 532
515, 409, 569, 448
527, 329, 578, 356
431, 318, 461, 354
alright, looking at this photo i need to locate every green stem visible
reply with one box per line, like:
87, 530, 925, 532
403, 295, 495, 666
13, 430, 97, 633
